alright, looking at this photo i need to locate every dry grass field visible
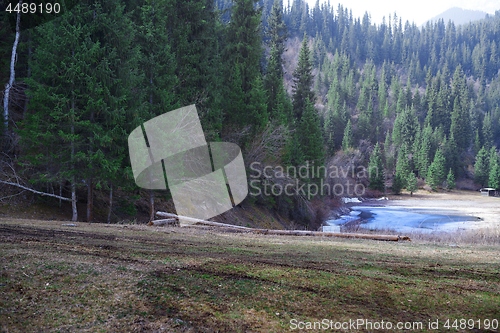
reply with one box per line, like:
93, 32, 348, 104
1, 217, 499, 332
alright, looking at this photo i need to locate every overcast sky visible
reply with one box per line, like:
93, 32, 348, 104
304, 0, 499, 26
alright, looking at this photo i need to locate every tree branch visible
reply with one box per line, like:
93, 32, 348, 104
0, 180, 72, 202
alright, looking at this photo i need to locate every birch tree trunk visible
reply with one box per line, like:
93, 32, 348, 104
3, 0, 22, 132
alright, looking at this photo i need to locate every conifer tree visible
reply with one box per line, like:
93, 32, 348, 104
450, 96, 471, 152
427, 149, 446, 190
384, 130, 395, 173
406, 172, 418, 195
297, 99, 324, 172
392, 106, 419, 149
368, 143, 385, 192
482, 112, 494, 150
292, 34, 315, 120
342, 119, 353, 150
474, 146, 490, 187
416, 124, 432, 177
264, 0, 290, 121
248, 76, 269, 131
324, 108, 336, 155
394, 145, 411, 194
488, 148, 500, 189
224, 0, 265, 130
137, 0, 181, 222
21, 0, 139, 221
488, 153, 500, 189
445, 168, 456, 190
443, 134, 459, 176
285, 132, 304, 167
171, 0, 222, 136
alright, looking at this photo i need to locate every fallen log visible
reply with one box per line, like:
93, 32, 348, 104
253, 229, 404, 241
149, 218, 178, 227
155, 211, 410, 242
156, 211, 251, 230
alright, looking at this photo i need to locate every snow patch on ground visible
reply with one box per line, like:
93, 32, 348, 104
342, 197, 361, 203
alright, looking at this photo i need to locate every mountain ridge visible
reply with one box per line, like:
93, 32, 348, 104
425, 7, 488, 26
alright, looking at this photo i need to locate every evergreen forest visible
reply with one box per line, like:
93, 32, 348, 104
1, 0, 500, 228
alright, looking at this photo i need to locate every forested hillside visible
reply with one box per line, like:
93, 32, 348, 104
1, 0, 500, 227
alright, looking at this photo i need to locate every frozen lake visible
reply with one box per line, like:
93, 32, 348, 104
325, 206, 481, 234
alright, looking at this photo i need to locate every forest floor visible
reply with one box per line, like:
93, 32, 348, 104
1, 215, 499, 332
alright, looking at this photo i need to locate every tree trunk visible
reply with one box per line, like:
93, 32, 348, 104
86, 178, 93, 222
71, 177, 77, 222
107, 184, 113, 224
150, 219, 178, 226
3, 0, 22, 132
149, 190, 155, 223
70, 91, 77, 222
23, 30, 32, 119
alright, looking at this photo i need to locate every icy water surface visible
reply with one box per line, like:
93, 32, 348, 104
326, 206, 481, 234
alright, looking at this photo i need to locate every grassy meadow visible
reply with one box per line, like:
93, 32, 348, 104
0, 219, 499, 332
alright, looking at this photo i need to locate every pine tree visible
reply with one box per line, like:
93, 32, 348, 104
394, 145, 411, 194
225, 64, 246, 126
342, 119, 353, 151
285, 132, 304, 167
488, 153, 500, 189
248, 76, 269, 131
136, 0, 181, 222
292, 34, 315, 120
324, 108, 335, 155
161, 0, 222, 135
264, 0, 289, 121
482, 112, 494, 150
445, 168, 456, 190
384, 130, 395, 173
474, 129, 482, 154
427, 149, 446, 190
392, 106, 419, 149
224, 0, 264, 130
443, 134, 459, 176
474, 146, 490, 187
297, 99, 324, 172
368, 143, 385, 192
416, 124, 432, 177
406, 172, 418, 196
450, 96, 471, 152
488, 148, 500, 189
21, 0, 139, 221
